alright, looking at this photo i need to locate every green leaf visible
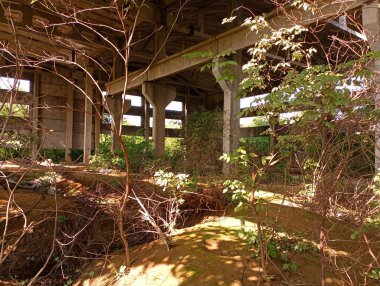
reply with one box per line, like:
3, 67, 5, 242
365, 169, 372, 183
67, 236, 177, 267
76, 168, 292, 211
234, 201, 247, 212
88, 271, 95, 277
290, 263, 298, 272
369, 268, 380, 279
267, 242, 278, 258
350, 230, 359, 240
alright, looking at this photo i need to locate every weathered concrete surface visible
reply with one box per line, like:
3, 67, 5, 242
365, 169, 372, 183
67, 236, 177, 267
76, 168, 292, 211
142, 82, 176, 156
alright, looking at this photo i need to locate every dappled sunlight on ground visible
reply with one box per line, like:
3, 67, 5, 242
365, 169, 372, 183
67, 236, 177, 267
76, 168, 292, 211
2, 165, 379, 285
74, 216, 353, 286
76, 217, 263, 286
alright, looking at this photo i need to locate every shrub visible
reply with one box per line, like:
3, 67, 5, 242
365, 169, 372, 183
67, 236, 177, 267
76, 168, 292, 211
89, 133, 154, 172
182, 108, 223, 175
240, 137, 269, 157
41, 149, 65, 163
69, 149, 83, 162
0, 132, 32, 161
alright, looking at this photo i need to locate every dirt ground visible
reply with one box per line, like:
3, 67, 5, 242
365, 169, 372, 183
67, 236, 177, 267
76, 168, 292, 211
0, 163, 224, 285
74, 215, 380, 286
0, 162, 379, 285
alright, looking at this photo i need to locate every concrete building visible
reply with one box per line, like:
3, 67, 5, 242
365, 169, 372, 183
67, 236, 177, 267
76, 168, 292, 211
0, 0, 375, 172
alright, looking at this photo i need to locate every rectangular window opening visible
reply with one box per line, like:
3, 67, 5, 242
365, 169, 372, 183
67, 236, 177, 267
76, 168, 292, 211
166, 101, 183, 111
124, 94, 142, 107
149, 117, 183, 129
0, 77, 31, 92
240, 94, 268, 109
123, 115, 142, 126
165, 119, 182, 129
240, 116, 269, 128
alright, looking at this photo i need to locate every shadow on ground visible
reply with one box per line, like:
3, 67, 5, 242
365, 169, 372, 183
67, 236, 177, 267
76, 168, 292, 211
75, 215, 365, 286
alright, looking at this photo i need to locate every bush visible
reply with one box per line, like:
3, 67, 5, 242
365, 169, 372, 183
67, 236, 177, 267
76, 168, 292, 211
182, 108, 223, 175
164, 138, 184, 170
41, 149, 65, 163
240, 137, 270, 157
0, 132, 32, 161
69, 149, 83, 162
89, 133, 154, 172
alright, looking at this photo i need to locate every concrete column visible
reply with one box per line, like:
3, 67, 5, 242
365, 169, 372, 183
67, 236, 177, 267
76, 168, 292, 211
143, 97, 150, 141
363, 1, 380, 171
83, 68, 93, 164
212, 58, 242, 174
94, 89, 102, 155
105, 95, 131, 153
31, 70, 40, 161
142, 82, 176, 156
65, 77, 74, 161
374, 59, 380, 172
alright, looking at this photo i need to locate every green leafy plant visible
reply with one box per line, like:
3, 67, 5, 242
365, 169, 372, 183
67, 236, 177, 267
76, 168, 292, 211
154, 170, 196, 233
64, 279, 73, 286
369, 268, 380, 280
282, 262, 298, 272
221, 147, 280, 280
182, 108, 223, 175
57, 215, 68, 225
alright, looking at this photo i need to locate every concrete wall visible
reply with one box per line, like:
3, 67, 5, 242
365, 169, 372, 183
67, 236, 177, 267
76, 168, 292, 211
39, 70, 95, 150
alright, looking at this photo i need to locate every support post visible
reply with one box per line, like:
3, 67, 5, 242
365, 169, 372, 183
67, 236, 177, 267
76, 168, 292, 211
363, 1, 380, 171
105, 96, 131, 153
144, 97, 150, 141
31, 70, 40, 161
83, 67, 93, 164
212, 58, 242, 174
94, 89, 102, 155
142, 82, 176, 156
65, 76, 74, 161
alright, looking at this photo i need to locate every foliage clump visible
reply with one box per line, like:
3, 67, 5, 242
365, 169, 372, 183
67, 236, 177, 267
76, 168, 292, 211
182, 108, 223, 175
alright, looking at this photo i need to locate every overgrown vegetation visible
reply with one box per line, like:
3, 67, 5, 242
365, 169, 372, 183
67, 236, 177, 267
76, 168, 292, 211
182, 108, 223, 175
216, 6, 380, 284
1, 0, 380, 285
89, 133, 154, 172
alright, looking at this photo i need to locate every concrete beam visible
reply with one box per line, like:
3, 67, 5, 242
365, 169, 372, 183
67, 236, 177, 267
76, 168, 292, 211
142, 82, 176, 156
0, 4, 101, 55
107, 0, 367, 94
0, 30, 73, 61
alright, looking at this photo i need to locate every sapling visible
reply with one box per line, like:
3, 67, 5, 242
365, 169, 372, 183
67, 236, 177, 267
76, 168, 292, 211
221, 147, 279, 282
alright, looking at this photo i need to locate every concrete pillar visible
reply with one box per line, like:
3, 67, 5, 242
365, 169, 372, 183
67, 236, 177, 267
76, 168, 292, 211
212, 58, 242, 174
363, 1, 380, 171
105, 95, 131, 153
143, 97, 150, 141
83, 68, 93, 164
94, 89, 102, 155
65, 77, 74, 161
142, 82, 176, 156
31, 70, 40, 161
